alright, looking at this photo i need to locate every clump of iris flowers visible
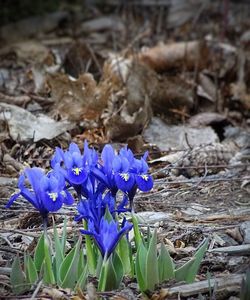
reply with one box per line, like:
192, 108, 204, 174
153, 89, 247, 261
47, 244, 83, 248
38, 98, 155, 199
6, 141, 153, 260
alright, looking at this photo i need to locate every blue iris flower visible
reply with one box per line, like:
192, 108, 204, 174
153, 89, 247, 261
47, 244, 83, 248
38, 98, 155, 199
75, 191, 115, 230
51, 142, 87, 185
113, 155, 135, 192
132, 152, 153, 192
94, 145, 153, 197
92, 145, 118, 196
80, 216, 133, 257
51, 141, 99, 196
6, 167, 74, 218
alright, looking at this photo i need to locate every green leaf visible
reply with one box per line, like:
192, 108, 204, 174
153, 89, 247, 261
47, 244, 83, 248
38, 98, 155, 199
24, 253, 29, 286
135, 242, 147, 292
158, 243, 175, 282
98, 255, 117, 291
184, 238, 209, 283
78, 249, 85, 277
117, 236, 131, 275
96, 255, 103, 278
53, 220, 64, 283
26, 254, 38, 284
10, 256, 27, 295
61, 217, 67, 256
145, 229, 159, 291
132, 213, 143, 250
59, 238, 81, 289
43, 234, 55, 285
113, 251, 124, 287
34, 233, 45, 272
175, 258, 196, 282
75, 264, 88, 292
145, 226, 152, 249
84, 220, 97, 276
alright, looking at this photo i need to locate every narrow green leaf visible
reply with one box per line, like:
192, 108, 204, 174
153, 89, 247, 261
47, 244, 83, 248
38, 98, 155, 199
59, 238, 81, 289
75, 264, 88, 292
78, 249, 85, 277
53, 221, 64, 283
132, 213, 143, 250
158, 243, 175, 282
26, 254, 38, 284
10, 256, 27, 295
174, 258, 195, 282
61, 217, 67, 256
184, 238, 209, 283
84, 220, 97, 276
96, 255, 103, 278
117, 236, 131, 275
98, 255, 117, 291
113, 251, 124, 287
34, 233, 45, 272
145, 226, 151, 249
24, 253, 29, 286
128, 239, 135, 278
135, 243, 147, 292
146, 229, 159, 291
43, 234, 55, 285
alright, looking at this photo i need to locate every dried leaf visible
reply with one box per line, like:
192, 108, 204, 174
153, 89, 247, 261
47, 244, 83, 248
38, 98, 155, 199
0, 103, 75, 142
48, 73, 104, 122
139, 40, 208, 72
144, 117, 219, 151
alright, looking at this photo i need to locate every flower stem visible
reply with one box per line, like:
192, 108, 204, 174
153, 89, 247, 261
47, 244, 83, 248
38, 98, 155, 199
42, 215, 48, 236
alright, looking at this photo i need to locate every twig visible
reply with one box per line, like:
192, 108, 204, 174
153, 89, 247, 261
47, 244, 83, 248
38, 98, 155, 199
208, 244, 250, 256
85, 43, 103, 75
31, 280, 43, 300
191, 163, 208, 188
160, 273, 244, 297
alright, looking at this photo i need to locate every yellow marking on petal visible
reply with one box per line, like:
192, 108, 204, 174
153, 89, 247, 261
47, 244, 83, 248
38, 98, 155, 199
120, 173, 130, 181
48, 192, 58, 202
72, 167, 82, 176
141, 174, 149, 181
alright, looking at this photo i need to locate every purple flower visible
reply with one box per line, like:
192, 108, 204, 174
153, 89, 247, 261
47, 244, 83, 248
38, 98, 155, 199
6, 168, 74, 217
52, 143, 87, 185
75, 191, 115, 229
94, 145, 153, 197
51, 141, 98, 195
132, 152, 153, 192
80, 216, 133, 257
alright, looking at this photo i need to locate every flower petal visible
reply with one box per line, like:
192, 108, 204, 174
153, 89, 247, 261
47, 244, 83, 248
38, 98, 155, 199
135, 174, 153, 191
61, 190, 74, 205
25, 167, 44, 193
101, 145, 115, 173
67, 167, 87, 185
51, 147, 64, 168
41, 191, 63, 212
69, 142, 81, 155
5, 192, 21, 208
115, 172, 135, 192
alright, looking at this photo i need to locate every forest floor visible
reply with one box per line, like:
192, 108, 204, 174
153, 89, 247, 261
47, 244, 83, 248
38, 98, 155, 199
0, 1, 250, 299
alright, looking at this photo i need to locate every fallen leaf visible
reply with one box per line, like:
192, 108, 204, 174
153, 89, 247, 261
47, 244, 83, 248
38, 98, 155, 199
48, 72, 105, 122
139, 40, 208, 72
143, 117, 219, 151
81, 15, 125, 33
0, 103, 75, 142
